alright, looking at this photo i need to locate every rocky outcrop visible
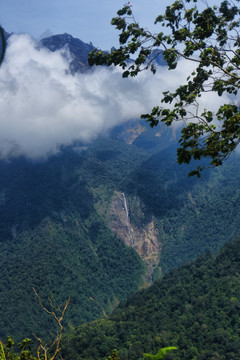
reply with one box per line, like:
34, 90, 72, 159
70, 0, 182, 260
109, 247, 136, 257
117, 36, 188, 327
114, 122, 145, 144
40, 33, 95, 73
109, 191, 161, 284
124, 123, 145, 144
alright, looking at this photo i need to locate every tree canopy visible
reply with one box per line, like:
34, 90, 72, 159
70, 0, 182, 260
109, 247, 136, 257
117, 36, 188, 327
89, 0, 240, 176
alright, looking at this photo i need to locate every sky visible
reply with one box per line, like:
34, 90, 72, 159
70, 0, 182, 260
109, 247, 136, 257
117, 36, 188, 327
0, 0, 233, 160
0, 0, 170, 50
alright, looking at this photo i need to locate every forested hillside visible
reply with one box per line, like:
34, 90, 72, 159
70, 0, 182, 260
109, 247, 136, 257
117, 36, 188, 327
62, 236, 240, 360
2, 0, 240, 358
1, 120, 240, 343
0, 140, 146, 341
125, 129, 240, 273
2, 27, 240, 346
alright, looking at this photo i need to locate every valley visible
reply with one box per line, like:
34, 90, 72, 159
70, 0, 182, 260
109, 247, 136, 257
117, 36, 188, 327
1, 118, 240, 345
1, 28, 240, 360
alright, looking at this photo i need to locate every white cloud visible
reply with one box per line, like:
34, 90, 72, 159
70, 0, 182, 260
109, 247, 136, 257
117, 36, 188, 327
0, 34, 234, 159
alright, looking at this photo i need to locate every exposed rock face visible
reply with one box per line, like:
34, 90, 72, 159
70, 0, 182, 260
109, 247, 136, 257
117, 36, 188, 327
113, 121, 145, 144
109, 191, 161, 284
40, 33, 95, 73
123, 123, 145, 145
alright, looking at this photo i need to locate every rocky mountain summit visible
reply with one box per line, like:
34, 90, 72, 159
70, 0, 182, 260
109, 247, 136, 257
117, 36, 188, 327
2, 27, 166, 75
1, 28, 95, 74
40, 33, 96, 73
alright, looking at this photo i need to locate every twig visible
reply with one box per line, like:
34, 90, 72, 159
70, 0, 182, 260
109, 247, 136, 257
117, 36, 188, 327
33, 288, 70, 360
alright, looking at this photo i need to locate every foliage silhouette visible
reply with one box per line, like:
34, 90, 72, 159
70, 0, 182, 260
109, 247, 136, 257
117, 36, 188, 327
89, 0, 240, 176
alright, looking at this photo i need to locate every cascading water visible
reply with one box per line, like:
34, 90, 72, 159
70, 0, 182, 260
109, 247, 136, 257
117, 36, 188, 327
122, 193, 134, 246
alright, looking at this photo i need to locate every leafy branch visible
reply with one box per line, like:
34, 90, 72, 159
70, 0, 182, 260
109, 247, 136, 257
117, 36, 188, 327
88, 0, 240, 176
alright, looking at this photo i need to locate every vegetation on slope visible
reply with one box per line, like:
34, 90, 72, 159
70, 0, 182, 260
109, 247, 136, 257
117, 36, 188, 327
89, 0, 240, 176
0, 142, 146, 342
62, 237, 240, 360
124, 138, 240, 272
2, 123, 240, 342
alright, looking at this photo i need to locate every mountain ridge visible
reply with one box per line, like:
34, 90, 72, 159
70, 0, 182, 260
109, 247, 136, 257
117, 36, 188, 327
1, 26, 240, 350
40, 33, 95, 73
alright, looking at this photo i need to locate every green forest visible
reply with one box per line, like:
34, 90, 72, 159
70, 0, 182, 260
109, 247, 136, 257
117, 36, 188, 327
1, 0, 240, 358
62, 237, 240, 360
1, 122, 240, 358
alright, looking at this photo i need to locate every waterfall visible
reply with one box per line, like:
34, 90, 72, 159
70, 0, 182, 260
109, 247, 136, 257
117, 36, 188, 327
122, 193, 134, 247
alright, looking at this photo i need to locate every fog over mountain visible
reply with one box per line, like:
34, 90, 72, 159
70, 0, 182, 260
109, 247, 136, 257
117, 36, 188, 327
0, 33, 232, 159
1, 29, 240, 349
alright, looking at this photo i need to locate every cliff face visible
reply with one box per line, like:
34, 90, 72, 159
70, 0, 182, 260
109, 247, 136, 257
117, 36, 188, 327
111, 121, 145, 145
120, 123, 145, 145
109, 191, 161, 284
40, 33, 95, 73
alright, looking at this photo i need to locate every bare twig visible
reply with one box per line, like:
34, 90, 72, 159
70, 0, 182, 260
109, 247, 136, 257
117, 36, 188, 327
33, 288, 70, 360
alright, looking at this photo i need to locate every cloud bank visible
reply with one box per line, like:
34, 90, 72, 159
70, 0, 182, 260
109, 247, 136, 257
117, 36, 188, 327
0, 34, 233, 159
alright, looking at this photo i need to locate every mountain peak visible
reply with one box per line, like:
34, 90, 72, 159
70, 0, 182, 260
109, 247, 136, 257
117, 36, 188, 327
40, 33, 96, 73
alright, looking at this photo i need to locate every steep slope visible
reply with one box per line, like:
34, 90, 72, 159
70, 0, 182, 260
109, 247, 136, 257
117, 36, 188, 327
2, 119, 240, 343
40, 33, 95, 73
111, 121, 240, 277
62, 236, 240, 360
109, 191, 161, 283
1, 29, 240, 349
2, 120, 240, 342
120, 122, 240, 273
0, 215, 144, 342
0, 144, 146, 342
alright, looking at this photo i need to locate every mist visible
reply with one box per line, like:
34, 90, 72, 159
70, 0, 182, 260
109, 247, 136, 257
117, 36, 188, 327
0, 34, 232, 159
